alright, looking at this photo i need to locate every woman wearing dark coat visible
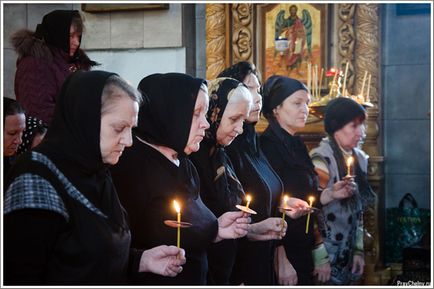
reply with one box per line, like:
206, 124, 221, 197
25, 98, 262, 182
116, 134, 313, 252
111, 73, 250, 285
11, 10, 97, 125
259, 76, 333, 285
219, 62, 299, 285
3, 71, 185, 285
189, 77, 253, 285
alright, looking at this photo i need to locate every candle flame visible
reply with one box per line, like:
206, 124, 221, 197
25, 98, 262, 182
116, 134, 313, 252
173, 200, 181, 213
283, 195, 289, 202
346, 156, 354, 167
309, 196, 315, 203
246, 195, 251, 202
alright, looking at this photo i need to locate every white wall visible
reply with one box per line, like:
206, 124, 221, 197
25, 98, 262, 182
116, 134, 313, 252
87, 48, 186, 89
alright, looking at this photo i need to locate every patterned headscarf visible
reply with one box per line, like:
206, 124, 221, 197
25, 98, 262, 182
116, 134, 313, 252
17, 116, 48, 155
205, 77, 245, 144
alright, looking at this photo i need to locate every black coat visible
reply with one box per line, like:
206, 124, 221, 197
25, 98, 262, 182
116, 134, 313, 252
260, 120, 319, 284
226, 123, 283, 285
3, 71, 137, 285
112, 136, 218, 285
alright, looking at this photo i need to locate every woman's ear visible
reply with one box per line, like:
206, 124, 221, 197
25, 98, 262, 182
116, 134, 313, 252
273, 106, 279, 117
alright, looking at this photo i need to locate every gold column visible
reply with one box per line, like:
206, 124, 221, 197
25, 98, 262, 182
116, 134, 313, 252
354, 4, 385, 284
206, 4, 227, 79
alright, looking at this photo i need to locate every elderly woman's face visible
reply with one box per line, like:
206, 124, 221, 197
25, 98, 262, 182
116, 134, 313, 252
273, 89, 310, 135
334, 120, 365, 150
243, 73, 262, 123
3, 113, 26, 156
100, 91, 139, 165
184, 89, 210, 155
216, 98, 251, 146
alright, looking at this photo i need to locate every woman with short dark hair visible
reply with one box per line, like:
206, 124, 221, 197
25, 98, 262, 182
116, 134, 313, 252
310, 97, 375, 285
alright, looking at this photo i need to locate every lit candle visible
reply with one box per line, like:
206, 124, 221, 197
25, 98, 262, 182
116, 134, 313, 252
173, 200, 181, 248
305, 196, 315, 234
346, 156, 354, 177
281, 195, 289, 230
245, 195, 252, 209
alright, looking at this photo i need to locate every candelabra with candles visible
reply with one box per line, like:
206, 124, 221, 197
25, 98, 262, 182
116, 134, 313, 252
308, 62, 374, 119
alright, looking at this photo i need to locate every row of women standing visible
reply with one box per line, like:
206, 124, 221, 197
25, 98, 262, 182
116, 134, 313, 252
4, 9, 374, 286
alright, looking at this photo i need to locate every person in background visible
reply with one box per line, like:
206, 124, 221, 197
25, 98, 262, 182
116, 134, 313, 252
310, 97, 375, 285
218, 62, 309, 285
4, 71, 185, 285
11, 9, 97, 125
260, 76, 345, 285
3, 97, 26, 176
111, 73, 250, 285
17, 116, 48, 155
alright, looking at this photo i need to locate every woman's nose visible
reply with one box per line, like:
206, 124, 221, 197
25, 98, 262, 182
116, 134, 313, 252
235, 123, 243, 134
122, 130, 133, 147
14, 135, 23, 145
202, 117, 210, 129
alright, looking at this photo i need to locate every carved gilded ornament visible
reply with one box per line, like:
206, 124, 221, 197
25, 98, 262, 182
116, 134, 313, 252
354, 4, 380, 105
338, 4, 356, 93
232, 3, 253, 63
206, 4, 226, 79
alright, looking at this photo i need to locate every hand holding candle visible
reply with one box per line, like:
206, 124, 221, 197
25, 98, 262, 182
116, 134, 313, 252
305, 196, 315, 234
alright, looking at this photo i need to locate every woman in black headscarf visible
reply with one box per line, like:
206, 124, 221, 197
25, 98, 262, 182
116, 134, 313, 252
11, 10, 97, 124
260, 76, 347, 285
190, 77, 284, 285
4, 70, 185, 285
218, 63, 309, 285
111, 73, 250, 285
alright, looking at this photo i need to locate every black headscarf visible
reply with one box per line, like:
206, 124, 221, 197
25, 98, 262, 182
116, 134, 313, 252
136, 73, 206, 156
262, 75, 308, 118
34, 70, 123, 221
35, 10, 82, 56
205, 77, 245, 145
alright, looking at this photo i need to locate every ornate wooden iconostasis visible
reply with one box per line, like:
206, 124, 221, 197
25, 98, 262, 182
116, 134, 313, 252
206, 3, 386, 284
